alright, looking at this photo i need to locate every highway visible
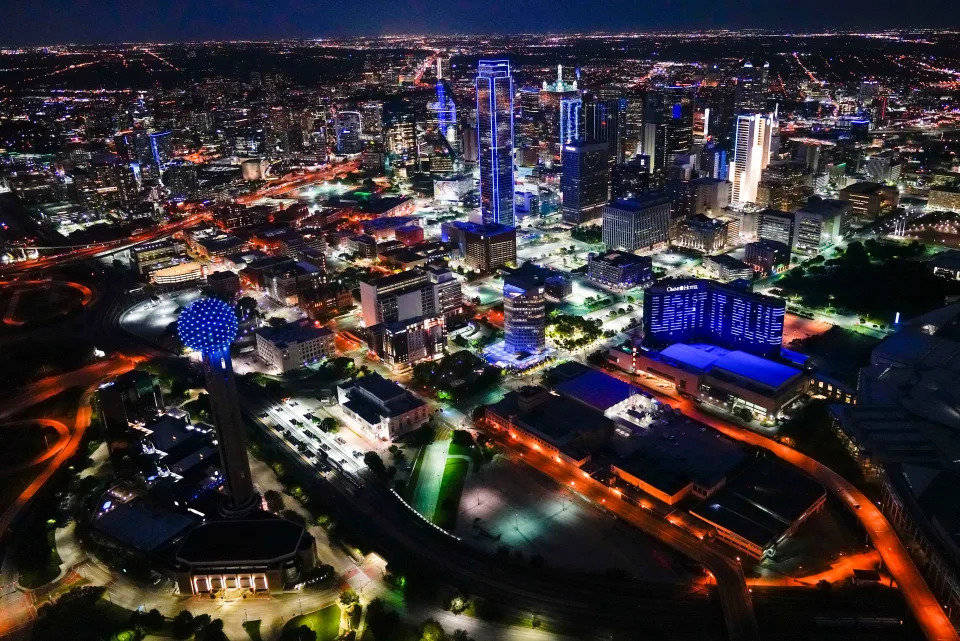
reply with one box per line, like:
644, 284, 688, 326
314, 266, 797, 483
0, 212, 208, 275
604, 365, 960, 641
0, 356, 136, 542
233, 159, 360, 205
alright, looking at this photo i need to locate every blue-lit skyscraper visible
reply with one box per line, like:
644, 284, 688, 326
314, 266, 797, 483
178, 297, 258, 516
476, 60, 516, 228
428, 80, 459, 154
503, 263, 547, 354
642, 279, 785, 358
559, 97, 583, 146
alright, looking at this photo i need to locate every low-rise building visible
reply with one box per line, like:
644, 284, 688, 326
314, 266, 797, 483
703, 254, 753, 282
256, 322, 336, 373
336, 373, 429, 440
587, 250, 653, 289
744, 240, 790, 276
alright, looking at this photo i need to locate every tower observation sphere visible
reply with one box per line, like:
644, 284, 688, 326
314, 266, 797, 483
178, 297, 239, 354
176, 297, 257, 517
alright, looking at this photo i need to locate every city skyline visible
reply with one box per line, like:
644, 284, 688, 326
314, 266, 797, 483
4, 1, 960, 46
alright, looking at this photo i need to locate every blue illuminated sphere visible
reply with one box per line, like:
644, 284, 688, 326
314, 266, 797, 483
178, 297, 238, 354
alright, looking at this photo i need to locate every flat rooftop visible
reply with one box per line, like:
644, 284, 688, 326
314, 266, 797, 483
257, 321, 333, 347
659, 343, 803, 390
691, 457, 826, 550
555, 368, 635, 413
176, 518, 308, 566
615, 421, 747, 497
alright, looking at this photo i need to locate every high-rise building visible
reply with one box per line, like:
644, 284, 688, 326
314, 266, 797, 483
561, 140, 610, 224
757, 208, 796, 247
361, 102, 383, 137
177, 298, 258, 516
602, 193, 671, 252
476, 60, 516, 227
587, 250, 653, 289
792, 197, 851, 254
437, 55, 452, 80
730, 114, 773, 207
559, 97, 583, 147
586, 95, 627, 164
503, 263, 547, 354
734, 61, 770, 114
428, 80, 459, 153
757, 161, 812, 212
643, 279, 785, 358
359, 266, 461, 328
367, 315, 446, 371
335, 111, 363, 154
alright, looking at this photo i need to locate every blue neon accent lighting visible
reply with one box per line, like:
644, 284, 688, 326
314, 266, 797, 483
178, 297, 239, 354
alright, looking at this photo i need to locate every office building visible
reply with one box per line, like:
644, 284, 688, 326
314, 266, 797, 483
367, 315, 446, 371
559, 97, 583, 148
561, 140, 610, 224
444, 221, 517, 273
130, 239, 185, 275
177, 298, 258, 516
256, 321, 336, 373
336, 373, 429, 440
757, 209, 796, 247
642, 279, 785, 357
674, 214, 729, 253
703, 254, 754, 282
928, 187, 960, 213
587, 250, 653, 289
690, 177, 732, 215
611, 156, 652, 199
793, 197, 850, 254
757, 161, 812, 212
585, 96, 626, 164
838, 181, 899, 224
730, 114, 773, 208
602, 194, 671, 252
359, 265, 461, 328
745, 239, 791, 275
335, 111, 363, 154
503, 262, 547, 354
476, 60, 516, 227
436, 55, 451, 80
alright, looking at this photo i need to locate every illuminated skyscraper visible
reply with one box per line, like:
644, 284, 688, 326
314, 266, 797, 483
178, 298, 258, 516
503, 263, 546, 354
730, 113, 773, 207
437, 55, 451, 80
335, 111, 363, 154
476, 60, 516, 227
561, 140, 609, 224
428, 80, 459, 154
559, 97, 583, 146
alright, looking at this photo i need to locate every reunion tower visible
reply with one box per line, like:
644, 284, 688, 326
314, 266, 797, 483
178, 297, 259, 517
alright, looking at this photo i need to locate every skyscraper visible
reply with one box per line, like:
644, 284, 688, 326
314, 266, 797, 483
477, 60, 516, 227
178, 298, 258, 516
559, 97, 583, 146
503, 263, 547, 354
730, 113, 773, 207
602, 194, 671, 252
561, 140, 610, 224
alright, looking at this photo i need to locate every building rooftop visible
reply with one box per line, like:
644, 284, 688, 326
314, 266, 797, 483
609, 193, 671, 211
691, 456, 826, 550
705, 254, 753, 270
176, 518, 309, 566
840, 181, 888, 195
590, 250, 652, 267
659, 343, 803, 389
554, 368, 636, 413
257, 321, 333, 347
94, 500, 196, 553
615, 421, 747, 497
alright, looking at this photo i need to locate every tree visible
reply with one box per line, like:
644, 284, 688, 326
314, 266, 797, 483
280, 625, 317, 641
420, 618, 445, 641
264, 490, 285, 512
196, 618, 227, 641
267, 316, 287, 328
320, 417, 339, 433
172, 611, 195, 639
340, 588, 360, 607
364, 451, 388, 479
451, 631, 473, 641
734, 407, 753, 423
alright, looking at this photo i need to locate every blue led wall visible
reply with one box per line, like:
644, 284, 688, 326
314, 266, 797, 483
642, 279, 785, 357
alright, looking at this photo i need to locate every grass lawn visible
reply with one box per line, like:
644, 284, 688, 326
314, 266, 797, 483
448, 441, 482, 469
432, 458, 469, 531
242, 619, 263, 641
283, 603, 341, 641
401, 445, 428, 502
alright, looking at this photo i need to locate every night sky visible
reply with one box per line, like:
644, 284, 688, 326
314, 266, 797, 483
4, 0, 960, 45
